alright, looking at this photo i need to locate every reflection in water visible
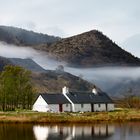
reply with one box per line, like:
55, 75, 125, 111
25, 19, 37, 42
0, 124, 36, 140
33, 126, 49, 140
0, 123, 140, 140
33, 124, 115, 140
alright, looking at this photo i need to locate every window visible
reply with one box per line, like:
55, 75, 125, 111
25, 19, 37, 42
98, 104, 101, 107
81, 104, 84, 108
66, 104, 68, 107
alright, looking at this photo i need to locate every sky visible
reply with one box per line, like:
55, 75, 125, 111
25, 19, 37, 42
0, 0, 140, 44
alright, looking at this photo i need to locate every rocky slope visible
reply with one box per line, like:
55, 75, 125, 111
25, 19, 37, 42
45, 30, 140, 67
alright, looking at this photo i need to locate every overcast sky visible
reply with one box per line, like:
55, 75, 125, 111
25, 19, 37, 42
0, 0, 140, 44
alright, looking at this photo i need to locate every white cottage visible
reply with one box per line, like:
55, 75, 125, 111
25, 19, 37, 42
33, 86, 114, 112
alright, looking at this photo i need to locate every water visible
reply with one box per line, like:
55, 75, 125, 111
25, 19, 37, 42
0, 123, 140, 140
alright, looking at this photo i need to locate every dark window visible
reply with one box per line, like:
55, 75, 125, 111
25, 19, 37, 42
81, 104, 84, 108
66, 104, 68, 107
98, 104, 101, 107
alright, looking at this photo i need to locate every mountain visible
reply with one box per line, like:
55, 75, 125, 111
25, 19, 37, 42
91, 74, 140, 97
107, 78, 140, 97
0, 25, 60, 46
0, 57, 46, 72
122, 34, 140, 58
1, 55, 140, 97
1, 26, 140, 67
9, 58, 140, 97
44, 30, 140, 67
0, 57, 94, 93
8, 58, 46, 72
8, 58, 94, 92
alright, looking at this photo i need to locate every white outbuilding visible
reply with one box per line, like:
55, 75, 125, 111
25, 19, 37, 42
32, 93, 71, 112
33, 86, 114, 112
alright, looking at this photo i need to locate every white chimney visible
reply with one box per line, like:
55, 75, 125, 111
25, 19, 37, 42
62, 86, 69, 94
62, 86, 75, 112
92, 86, 98, 95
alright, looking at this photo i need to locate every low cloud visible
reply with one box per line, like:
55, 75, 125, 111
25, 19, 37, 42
0, 42, 140, 95
0, 42, 65, 70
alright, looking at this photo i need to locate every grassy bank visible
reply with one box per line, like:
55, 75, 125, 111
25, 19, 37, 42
0, 109, 140, 123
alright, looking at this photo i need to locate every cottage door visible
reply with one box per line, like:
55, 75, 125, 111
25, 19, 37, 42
59, 104, 63, 112
91, 104, 94, 112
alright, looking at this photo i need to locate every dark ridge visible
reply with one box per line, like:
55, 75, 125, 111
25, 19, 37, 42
0, 25, 60, 46
0, 56, 12, 71
8, 58, 46, 72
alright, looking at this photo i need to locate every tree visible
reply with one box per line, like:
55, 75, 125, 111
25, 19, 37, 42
0, 65, 35, 111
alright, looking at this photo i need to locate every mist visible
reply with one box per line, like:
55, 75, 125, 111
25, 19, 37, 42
65, 67, 140, 95
0, 42, 65, 70
0, 42, 140, 95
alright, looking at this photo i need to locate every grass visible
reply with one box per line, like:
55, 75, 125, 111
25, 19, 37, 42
0, 108, 140, 123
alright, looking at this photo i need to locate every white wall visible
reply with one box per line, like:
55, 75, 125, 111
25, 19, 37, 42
107, 104, 114, 111
33, 95, 49, 112
49, 104, 59, 112
94, 104, 106, 112
49, 104, 71, 112
74, 104, 91, 112
63, 104, 71, 112
68, 103, 114, 112
72, 103, 114, 112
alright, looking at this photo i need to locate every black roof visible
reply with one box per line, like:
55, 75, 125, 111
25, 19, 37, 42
40, 93, 70, 104
66, 91, 113, 104
39, 91, 113, 104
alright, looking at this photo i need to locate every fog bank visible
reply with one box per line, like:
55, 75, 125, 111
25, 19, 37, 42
0, 42, 140, 95
0, 42, 65, 70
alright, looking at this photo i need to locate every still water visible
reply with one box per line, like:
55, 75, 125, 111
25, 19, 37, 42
0, 123, 140, 140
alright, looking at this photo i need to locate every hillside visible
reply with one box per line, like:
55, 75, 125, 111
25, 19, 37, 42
44, 30, 140, 67
1, 57, 140, 96
31, 71, 93, 93
8, 58, 46, 72
0, 56, 12, 71
0, 57, 94, 93
1, 26, 140, 67
106, 78, 140, 97
0, 25, 60, 46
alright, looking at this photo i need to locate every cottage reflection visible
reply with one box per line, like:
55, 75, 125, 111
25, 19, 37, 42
33, 124, 114, 140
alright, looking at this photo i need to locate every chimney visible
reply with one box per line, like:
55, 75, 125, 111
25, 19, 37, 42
92, 85, 98, 95
62, 86, 69, 94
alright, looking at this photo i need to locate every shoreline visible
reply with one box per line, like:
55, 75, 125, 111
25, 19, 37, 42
0, 109, 140, 124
